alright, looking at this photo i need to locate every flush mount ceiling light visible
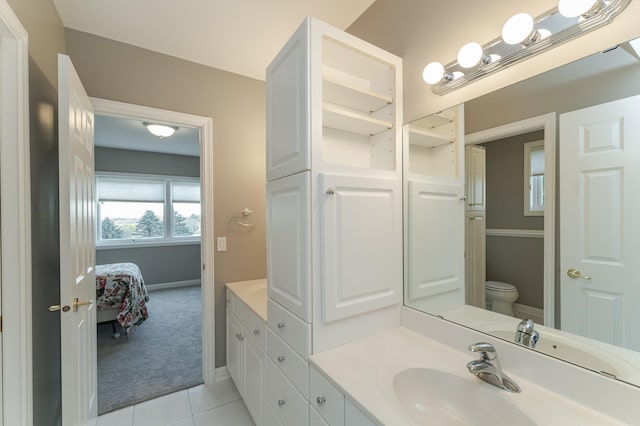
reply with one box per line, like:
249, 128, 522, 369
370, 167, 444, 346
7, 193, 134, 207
143, 122, 178, 138
423, 0, 631, 95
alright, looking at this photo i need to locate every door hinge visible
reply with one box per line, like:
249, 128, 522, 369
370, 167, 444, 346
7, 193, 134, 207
0, 315, 3, 333
202, 263, 206, 271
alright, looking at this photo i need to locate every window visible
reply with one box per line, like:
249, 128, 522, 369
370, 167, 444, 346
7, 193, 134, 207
97, 173, 201, 246
524, 140, 544, 216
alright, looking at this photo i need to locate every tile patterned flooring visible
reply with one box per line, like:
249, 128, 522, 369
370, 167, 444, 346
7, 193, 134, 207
97, 379, 255, 426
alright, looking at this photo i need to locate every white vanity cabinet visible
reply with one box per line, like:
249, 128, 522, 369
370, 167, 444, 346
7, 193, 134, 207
266, 15, 402, 348
266, 16, 402, 426
226, 292, 266, 425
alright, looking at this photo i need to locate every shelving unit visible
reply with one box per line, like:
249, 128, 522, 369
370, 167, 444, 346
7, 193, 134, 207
407, 124, 453, 148
323, 102, 392, 136
322, 75, 392, 113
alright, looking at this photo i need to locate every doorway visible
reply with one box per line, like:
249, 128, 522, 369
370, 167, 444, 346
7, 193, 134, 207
465, 113, 556, 327
90, 98, 215, 413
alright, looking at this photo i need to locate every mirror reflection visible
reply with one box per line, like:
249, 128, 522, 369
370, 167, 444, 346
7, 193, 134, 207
404, 35, 640, 387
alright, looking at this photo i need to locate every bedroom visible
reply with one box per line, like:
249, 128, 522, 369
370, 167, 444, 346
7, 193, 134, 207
93, 112, 204, 414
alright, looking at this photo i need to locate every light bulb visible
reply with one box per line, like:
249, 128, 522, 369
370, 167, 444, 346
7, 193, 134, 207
538, 29, 552, 40
502, 13, 536, 45
452, 71, 464, 80
558, 0, 599, 17
457, 42, 484, 68
423, 62, 445, 84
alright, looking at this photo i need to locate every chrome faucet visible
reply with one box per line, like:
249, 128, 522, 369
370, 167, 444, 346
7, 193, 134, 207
515, 319, 539, 348
467, 342, 521, 392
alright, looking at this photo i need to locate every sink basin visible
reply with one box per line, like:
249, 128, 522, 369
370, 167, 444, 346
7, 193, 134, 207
392, 368, 535, 425
249, 287, 267, 298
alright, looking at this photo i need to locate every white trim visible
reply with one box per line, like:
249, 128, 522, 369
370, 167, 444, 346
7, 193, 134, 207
214, 366, 230, 382
0, 2, 32, 425
486, 229, 544, 239
90, 98, 217, 384
523, 139, 545, 217
466, 112, 556, 328
146, 279, 201, 291
513, 303, 545, 325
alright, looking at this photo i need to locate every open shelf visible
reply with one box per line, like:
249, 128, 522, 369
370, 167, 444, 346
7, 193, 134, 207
323, 103, 392, 136
323, 76, 392, 113
407, 124, 453, 148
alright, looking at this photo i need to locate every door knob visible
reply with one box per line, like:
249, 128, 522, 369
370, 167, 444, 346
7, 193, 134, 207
567, 268, 591, 280
72, 297, 94, 312
48, 305, 71, 312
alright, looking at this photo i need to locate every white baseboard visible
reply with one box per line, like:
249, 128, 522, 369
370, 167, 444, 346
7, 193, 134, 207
215, 366, 230, 382
146, 279, 201, 291
513, 303, 545, 324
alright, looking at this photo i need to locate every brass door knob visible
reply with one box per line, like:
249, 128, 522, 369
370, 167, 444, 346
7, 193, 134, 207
72, 297, 94, 312
48, 305, 70, 312
567, 268, 591, 280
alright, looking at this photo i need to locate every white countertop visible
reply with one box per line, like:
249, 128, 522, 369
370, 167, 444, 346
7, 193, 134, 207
309, 326, 624, 426
225, 278, 267, 321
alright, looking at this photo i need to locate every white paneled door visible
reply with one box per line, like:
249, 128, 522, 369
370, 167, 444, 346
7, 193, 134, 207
560, 95, 640, 352
58, 53, 97, 425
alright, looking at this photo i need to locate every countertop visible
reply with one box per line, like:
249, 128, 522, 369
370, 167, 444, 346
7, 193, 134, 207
225, 278, 267, 321
309, 326, 623, 426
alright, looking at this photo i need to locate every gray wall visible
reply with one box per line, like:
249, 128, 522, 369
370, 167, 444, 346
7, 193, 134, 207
95, 147, 202, 287
65, 29, 267, 368
482, 131, 545, 309
7, 0, 65, 423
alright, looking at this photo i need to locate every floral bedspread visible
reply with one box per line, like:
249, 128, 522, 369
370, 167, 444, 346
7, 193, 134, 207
96, 262, 149, 335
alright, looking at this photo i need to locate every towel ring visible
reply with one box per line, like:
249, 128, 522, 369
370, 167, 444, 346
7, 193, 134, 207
232, 208, 256, 228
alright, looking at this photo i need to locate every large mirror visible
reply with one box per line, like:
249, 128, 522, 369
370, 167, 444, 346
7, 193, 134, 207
404, 35, 640, 387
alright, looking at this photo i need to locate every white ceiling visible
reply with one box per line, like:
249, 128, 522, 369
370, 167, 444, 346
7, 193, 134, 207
95, 115, 201, 157
52, 0, 376, 81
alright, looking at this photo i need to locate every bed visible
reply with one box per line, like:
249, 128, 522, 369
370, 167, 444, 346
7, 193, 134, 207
96, 262, 150, 336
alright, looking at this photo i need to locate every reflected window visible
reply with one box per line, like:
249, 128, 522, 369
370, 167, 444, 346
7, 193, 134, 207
524, 140, 544, 216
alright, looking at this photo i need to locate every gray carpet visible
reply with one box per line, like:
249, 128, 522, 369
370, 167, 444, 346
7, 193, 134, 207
97, 286, 203, 415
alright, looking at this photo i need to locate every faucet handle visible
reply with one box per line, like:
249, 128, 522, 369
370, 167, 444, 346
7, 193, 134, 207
468, 342, 497, 360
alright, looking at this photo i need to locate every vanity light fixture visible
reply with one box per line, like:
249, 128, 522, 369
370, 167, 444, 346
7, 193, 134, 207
423, 0, 631, 95
143, 122, 178, 138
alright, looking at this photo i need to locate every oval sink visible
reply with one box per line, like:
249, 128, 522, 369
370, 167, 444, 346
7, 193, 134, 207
393, 368, 535, 425
249, 286, 267, 299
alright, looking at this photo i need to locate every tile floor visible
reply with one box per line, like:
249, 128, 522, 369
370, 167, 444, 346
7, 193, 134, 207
96, 379, 255, 426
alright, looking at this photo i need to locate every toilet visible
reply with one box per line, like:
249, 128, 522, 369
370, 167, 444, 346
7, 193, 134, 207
485, 281, 519, 316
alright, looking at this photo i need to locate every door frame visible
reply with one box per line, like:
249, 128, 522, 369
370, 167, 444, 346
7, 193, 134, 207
465, 112, 556, 327
0, 1, 32, 425
90, 98, 217, 384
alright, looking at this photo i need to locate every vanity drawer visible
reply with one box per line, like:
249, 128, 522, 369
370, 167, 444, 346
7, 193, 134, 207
310, 366, 344, 426
267, 358, 309, 426
235, 298, 266, 349
266, 327, 309, 398
266, 403, 284, 426
310, 406, 329, 426
268, 299, 311, 357
345, 398, 379, 426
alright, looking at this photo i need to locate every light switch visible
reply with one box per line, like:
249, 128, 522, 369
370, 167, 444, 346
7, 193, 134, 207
217, 236, 227, 252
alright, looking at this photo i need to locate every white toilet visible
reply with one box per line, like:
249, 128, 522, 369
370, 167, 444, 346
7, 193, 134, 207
485, 281, 519, 316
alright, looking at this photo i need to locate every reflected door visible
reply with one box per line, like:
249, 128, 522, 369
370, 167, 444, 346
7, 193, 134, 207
560, 95, 640, 351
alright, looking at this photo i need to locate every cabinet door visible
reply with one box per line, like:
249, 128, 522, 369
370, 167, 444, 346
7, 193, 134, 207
243, 333, 266, 426
267, 172, 312, 321
465, 145, 486, 211
266, 19, 310, 181
465, 211, 486, 308
320, 174, 402, 323
226, 311, 243, 394
406, 180, 465, 312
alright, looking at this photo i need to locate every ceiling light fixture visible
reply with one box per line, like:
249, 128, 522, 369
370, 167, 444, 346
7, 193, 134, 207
423, 0, 631, 95
143, 122, 178, 138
